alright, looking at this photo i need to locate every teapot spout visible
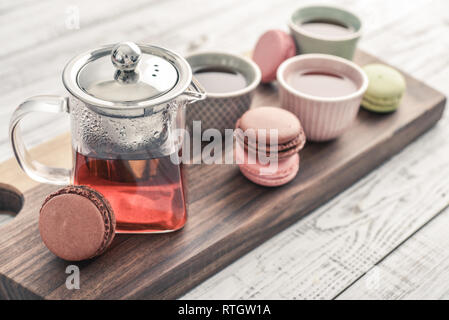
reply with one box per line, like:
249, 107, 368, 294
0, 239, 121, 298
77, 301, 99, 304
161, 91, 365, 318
183, 77, 207, 104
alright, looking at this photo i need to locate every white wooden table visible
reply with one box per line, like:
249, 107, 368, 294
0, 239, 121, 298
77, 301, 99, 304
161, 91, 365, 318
1, 0, 449, 299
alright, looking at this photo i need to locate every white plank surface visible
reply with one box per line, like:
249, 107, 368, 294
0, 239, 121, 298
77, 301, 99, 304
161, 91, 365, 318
1, 0, 448, 299
183, 0, 449, 299
184, 122, 449, 299
337, 205, 449, 300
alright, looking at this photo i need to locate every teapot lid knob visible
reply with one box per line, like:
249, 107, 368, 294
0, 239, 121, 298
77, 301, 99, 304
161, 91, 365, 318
111, 42, 141, 72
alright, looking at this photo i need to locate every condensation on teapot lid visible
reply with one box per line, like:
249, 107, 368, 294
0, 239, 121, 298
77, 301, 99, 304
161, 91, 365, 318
62, 41, 193, 117
77, 42, 178, 102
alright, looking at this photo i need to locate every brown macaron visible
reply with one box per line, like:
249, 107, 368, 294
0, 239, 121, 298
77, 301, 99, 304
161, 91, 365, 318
39, 185, 116, 261
235, 106, 306, 158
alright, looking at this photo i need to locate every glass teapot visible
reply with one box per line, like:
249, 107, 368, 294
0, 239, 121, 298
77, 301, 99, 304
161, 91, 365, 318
9, 42, 206, 233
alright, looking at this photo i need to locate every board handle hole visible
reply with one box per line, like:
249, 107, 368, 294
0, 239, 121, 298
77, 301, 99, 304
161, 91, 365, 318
0, 183, 24, 225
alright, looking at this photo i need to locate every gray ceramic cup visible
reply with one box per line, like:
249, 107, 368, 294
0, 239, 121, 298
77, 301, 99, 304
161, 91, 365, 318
186, 51, 261, 134
288, 5, 362, 60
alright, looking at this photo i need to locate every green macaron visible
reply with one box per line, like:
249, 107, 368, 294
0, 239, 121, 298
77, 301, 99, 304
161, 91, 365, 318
361, 64, 406, 113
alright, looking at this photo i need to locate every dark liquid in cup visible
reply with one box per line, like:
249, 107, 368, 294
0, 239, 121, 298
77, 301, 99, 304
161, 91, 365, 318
300, 19, 354, 38
194, 67, 247, 93
287, 71, 358, 98
74, 151, 186, 233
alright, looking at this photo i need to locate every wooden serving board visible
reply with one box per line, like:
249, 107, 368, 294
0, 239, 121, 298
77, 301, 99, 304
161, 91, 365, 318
0, 50, 445, 299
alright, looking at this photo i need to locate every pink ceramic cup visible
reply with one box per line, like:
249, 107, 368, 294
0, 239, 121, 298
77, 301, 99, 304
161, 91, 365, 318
277, 54, 368, 141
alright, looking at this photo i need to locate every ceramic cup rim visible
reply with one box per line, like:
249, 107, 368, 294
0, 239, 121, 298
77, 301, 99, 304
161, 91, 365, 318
186, 51, 261, 98
277, 53, 369, 103
288, 4, 363, 43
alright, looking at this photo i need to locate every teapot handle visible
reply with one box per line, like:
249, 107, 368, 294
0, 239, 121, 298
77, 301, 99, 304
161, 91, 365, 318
183, 76, 206, 104
9, 95, 71, 185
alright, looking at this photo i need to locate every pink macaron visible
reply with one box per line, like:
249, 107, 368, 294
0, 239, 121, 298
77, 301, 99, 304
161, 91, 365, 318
252, 30, 296, 83
235, 106, 306, 159
235, 106, 306, 187
236, 141, 300, 187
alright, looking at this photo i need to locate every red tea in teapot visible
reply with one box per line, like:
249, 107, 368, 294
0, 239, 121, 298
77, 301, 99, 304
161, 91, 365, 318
74, 152, 186, 233
9, 42, 205, 234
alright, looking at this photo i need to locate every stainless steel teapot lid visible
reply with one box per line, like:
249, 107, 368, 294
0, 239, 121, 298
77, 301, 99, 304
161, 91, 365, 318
62, 42, 193, 117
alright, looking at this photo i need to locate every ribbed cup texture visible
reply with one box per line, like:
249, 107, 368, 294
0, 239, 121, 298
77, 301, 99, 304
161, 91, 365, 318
277, 54, 367, 142
279, 88, 362, 141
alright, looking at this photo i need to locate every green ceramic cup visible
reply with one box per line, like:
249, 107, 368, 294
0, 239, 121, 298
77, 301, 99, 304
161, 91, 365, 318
288, 5, 362, 60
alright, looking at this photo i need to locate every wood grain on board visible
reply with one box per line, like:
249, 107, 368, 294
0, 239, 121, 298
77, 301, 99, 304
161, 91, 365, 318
0, 50, 445, 299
